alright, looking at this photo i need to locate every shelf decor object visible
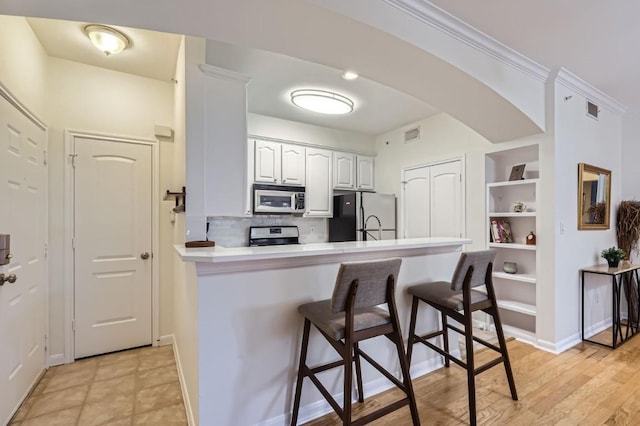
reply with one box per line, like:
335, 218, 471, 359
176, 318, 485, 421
508, 164, 526, 181
616, 200, 640, 325
578, 163, 611, 230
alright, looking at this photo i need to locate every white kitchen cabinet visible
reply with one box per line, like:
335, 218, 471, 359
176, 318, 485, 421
333, 152, 356, 189
281, 143, 306, 186
485, 144, 540, 345
356, 155, 375, 191
253, 140, 305, 186
254, 139, 281, 184
305, 148, 333, 217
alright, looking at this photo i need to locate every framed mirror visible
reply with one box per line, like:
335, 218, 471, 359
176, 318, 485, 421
578, 163, 611, 230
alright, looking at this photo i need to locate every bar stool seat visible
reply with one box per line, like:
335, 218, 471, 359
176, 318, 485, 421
298, 300, 391, 340
408, 281, 490, 311
406, 249, 518, 426
290, 258, 420, 426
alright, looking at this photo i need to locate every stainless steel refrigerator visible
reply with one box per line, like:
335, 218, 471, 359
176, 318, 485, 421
328, 192, 397, 242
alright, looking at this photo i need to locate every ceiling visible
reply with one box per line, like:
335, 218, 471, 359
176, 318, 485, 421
25, 16, 440, 136
205, 40, 439, 136
26, 17, 182, 82
428, 0, 639, 112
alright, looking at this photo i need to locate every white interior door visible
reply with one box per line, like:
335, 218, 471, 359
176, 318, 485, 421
0, 96, 47, 424
430, 160, 463, 237
73, 136, 152, 359
402, 166, 430, 238
402, 158, 463, 239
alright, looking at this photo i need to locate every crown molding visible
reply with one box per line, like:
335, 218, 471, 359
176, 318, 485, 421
198, 64, 251, 84
554, 68, 628, 115
383, 0, 549, 83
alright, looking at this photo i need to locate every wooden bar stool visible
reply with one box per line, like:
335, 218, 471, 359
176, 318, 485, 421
406, 249, 517, 425
290, 258, 420, 426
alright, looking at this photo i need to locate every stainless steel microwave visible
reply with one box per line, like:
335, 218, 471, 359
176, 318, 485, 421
253, 184, 305, 214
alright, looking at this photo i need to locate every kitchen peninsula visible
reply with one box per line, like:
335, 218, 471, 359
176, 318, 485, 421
176, 237, 470, 425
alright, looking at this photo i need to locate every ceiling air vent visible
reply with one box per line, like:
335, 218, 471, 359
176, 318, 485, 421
587, 100, 599, 120
404, 126, 420, 143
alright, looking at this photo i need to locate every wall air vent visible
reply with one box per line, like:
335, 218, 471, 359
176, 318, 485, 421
587, 100, 599, 120
404, 126, 421, 143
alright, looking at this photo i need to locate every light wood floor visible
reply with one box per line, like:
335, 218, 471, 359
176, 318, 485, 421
305, 335, 640, 425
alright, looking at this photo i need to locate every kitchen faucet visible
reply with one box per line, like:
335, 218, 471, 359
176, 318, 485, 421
364, 214, 382, 240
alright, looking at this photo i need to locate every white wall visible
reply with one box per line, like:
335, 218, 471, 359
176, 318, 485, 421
46, 57, 175, 361
553, 75, 623, 346
248, 113, 375, 154
171, 36, 199, 426
0, 16, 48, 120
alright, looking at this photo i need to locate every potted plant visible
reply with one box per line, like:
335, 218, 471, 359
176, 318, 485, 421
601, 246, 625, 268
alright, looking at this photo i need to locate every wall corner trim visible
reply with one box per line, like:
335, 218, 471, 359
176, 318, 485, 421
198, 64, 251, 84
382, 0, 550, 83
0, 80, 47, 130
554, 67, 628, 115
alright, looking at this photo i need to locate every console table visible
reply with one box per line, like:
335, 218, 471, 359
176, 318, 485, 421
581, 263, 640, 348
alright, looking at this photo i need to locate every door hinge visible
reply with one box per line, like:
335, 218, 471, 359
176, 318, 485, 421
69, 154, 77, 168
72, 319, 76, 332
44, 333, 47, 351
71, 237, 75, 250
43, 150, 48, 166
44, 243, 48, 258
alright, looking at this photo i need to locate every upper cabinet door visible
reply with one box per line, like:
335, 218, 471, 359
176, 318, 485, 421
254, 140, 281, 184
281, 143, 306, 186
356, 155, 375, 191
305, 148, 333, 217
333, 152, 356, 189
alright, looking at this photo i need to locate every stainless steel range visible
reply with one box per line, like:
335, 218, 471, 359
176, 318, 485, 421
249, 226, 299, 247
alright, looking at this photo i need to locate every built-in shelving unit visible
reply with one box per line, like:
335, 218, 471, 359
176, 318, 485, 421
485, 145, 540, 345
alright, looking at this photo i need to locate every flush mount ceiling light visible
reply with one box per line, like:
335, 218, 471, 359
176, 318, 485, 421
83, 24, 130, 56
290, 89, 354, 115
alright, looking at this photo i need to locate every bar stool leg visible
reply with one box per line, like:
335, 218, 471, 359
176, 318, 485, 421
343, 336, 354, 425
392, 327, 420, 425
441, 311, 450, 368
491, 307, 518, 400
353, 342, 364, 403
291, 319, 311, 426
407, 297, 419, 364
464, 312, 477, 426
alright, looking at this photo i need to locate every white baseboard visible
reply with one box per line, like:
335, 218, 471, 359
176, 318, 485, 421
47, 353, 66, 367
167, 334, 195, 426
158, 334, 174, 347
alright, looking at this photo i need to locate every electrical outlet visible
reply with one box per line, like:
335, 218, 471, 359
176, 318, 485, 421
560, 222, 565, 235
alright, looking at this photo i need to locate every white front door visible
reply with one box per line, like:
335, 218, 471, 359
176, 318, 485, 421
0, 96, 47, 424
73, 135, 153, 359
402, 158, 463, 239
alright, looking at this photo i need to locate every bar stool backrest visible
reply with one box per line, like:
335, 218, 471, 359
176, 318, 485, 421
330, 258, 402, 313
450, 250, 496, 291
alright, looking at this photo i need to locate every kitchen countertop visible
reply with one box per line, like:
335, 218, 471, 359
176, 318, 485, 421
176, 237, 472, 270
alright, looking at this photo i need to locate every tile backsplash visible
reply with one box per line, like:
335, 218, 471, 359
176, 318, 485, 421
207, 216, 328, 247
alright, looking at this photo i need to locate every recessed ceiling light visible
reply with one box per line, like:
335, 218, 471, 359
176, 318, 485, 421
341, 71, 359, 80
83, 24, 130, 56
290, 89, 354, 115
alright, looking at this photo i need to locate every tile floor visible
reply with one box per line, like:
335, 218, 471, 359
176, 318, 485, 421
9, 345, 188, 426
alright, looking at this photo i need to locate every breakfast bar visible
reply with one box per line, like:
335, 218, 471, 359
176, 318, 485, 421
176, 237, 470, 425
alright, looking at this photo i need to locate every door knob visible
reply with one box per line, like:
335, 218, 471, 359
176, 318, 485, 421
0, 273, 17, 286
140, 252, 150, 260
